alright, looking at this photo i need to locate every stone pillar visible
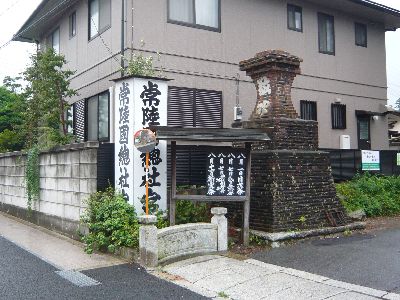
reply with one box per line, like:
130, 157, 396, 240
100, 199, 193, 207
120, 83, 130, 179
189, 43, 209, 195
211, 207, 228, 251
235, 50, 347, 232
138, 215, 158, 268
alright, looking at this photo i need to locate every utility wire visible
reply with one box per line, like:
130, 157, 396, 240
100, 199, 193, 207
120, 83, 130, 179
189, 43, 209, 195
0, 0, 22, 18
89, 16, 121, 69
0, 0, 70, 50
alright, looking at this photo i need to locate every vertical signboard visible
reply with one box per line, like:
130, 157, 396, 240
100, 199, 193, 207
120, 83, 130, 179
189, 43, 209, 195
115, 80, 135, 205
133, 78, 167, 214
361, 150, 380, 171
206, 149, 247, 197
115, 77, 167, 214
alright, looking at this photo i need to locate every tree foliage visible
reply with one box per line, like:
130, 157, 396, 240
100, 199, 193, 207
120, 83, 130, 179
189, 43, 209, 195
0, 83, 26, 152
395, 97, 400, 111
23, 47, 76, 149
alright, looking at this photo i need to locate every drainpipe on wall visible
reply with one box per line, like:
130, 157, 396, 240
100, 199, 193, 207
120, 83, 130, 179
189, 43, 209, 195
121, 0, 125, 77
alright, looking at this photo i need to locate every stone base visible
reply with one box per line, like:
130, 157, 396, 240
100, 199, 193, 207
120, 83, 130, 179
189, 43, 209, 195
242, 117, 319, 150
224, 150, 348, 233
0, 202, 82, 241
250, 222, 366, 246
250, 150, 348, 232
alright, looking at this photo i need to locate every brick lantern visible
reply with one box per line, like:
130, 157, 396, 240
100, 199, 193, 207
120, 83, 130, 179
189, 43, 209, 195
236, 50, 347, 232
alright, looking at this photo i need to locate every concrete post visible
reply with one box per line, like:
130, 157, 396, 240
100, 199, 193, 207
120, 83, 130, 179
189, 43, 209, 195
211, 207, 228, 251
138, 215, 158, 268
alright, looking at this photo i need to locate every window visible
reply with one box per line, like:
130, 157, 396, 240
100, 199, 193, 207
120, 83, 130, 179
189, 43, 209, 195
168, 86, 222, 128
86, 91, 110, 141
355, 22, 367, 47
318, 13, 335, 55
331, 104, 346, 129
168, 0, 220, 31
287, 4, 302, 32
89, 0, 111, 39
69, 11, 76, 38
300, 100, 317, 121
49, 27, 60, 54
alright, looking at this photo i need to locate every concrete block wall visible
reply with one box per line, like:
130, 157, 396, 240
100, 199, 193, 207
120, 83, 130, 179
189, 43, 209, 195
0, 142, 101, 239
0, 153, 27, 209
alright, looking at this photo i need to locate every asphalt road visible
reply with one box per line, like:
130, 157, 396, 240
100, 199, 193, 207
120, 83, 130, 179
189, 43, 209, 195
252, 227, 400, 294
0, 236, 206, 300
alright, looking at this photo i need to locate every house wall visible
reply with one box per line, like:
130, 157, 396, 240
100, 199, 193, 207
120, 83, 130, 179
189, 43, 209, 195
41, 0, 389, 150
0, 142, 99, 239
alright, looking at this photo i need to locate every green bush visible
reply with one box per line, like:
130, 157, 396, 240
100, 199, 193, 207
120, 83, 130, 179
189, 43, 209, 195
336, 173, 400, 217
80, 188, 140, 254
175, 200, 210, 225
80, 188, 212, 254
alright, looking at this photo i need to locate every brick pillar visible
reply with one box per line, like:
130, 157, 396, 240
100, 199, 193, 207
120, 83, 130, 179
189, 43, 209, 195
235, 50, 347, 232
240, 50, 300, 120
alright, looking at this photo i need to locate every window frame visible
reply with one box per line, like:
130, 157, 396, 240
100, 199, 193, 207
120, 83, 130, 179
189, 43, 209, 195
318, 12, 335, 55
287, 4, 303, 32
49, 27, 60, 54
331, 103, 346, 130
300, 100, 317, 121
84, 91, 110, 142
355, 22, 367, 47
88, 0, 111, 41
69, 11, 77, 38
167, 0, 221, 33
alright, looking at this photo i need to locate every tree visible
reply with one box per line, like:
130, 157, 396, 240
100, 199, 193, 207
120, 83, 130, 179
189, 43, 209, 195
0, 84, 26, 152
395, 98, 400, 111
23, 48, 76, 149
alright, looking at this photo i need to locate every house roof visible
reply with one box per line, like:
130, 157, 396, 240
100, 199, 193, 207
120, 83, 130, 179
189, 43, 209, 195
12, 0, 79, 43
12, 0, 400, 43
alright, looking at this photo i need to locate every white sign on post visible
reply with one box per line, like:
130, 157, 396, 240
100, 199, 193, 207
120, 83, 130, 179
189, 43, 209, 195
133, 78, 167, 214
115, 77, 168, 214
115, 80, 135, 206
361, 150, 380, 171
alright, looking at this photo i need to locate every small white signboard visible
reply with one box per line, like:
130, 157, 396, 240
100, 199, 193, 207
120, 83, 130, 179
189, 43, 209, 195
361, 150, 380, 171
115, 77, 167, 214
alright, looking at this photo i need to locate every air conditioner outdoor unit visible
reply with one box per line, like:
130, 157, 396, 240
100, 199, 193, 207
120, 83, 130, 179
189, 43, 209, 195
340, 135, 351, 149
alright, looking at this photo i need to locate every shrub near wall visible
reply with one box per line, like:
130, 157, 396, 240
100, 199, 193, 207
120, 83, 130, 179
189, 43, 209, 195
336, 173, 400, 217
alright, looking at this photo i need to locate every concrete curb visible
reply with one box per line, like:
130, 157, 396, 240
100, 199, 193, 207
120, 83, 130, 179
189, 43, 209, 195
251, 222, 366, 246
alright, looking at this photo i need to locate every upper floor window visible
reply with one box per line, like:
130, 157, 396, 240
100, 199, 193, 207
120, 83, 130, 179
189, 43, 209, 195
300, 100, 317, 121
49, 27, 60, 54
86, 91, 110, 141
331, 103, 346, 129
318, 13, 335, 55
355, 22, 367, 47
168, 0, 220, 32
69, 11, 76, 38
287, 4, 302, 32
89, 0, 111, 40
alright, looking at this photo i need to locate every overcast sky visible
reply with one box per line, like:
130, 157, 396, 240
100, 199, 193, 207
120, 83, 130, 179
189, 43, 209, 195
0, 0, 399, 105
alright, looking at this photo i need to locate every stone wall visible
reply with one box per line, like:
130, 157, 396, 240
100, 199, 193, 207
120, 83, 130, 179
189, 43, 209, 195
250, 150, 341, 232
0, 142, 108, 239
243, 118, 319, 151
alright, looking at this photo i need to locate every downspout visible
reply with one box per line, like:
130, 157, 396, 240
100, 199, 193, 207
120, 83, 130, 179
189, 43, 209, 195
121, 0, 125, 76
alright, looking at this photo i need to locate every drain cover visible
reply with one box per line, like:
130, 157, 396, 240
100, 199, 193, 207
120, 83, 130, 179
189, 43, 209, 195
56, 270, 100, 287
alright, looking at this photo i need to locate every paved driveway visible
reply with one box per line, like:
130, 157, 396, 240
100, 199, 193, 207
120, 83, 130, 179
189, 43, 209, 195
252, 227, 400, 294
